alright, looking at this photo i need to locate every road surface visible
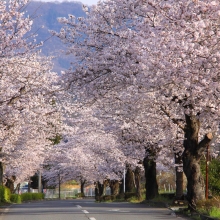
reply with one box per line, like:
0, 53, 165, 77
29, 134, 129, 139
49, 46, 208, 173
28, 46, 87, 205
0, 199, 188, 220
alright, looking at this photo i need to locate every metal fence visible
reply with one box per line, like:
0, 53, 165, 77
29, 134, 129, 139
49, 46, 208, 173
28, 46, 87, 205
32, 186, 111, 199
44, 189, 80, 199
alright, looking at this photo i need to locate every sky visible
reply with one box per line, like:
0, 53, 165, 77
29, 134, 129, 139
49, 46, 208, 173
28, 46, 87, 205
34, 0, 99, 5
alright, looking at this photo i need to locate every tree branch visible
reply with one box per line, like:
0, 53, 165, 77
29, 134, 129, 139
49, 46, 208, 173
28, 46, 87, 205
197, 133, 213, 158
160, 105, 184, 130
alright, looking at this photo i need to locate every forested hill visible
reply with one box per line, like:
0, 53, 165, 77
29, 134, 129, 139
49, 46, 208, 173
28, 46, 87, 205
26, 1, 86, 73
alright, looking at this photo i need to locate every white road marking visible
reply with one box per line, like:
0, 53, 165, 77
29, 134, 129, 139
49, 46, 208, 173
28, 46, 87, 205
0, 207, 10, 216
82, 210, 89, 214
89, 218, 96, 220
76, 205, 82, 208
109, 209, 130, 213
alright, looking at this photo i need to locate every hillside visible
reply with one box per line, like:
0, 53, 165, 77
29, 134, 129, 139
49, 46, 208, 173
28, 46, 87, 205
26, 1, 86, 73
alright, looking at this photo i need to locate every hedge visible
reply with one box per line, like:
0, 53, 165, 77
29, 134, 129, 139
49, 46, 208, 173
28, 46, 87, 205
21, 193, 44, 202
0, 186, 11, 203
10, 194, 21, 204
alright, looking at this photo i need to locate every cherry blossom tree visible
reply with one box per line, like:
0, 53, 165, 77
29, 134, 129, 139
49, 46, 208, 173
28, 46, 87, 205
43, 106, 126, 190
0, 0, 38, 59
55, 0, 220, 210
0, 53, 62, 187
135, 0, 220, 210
54, 0, 178, 200
0, 0, 31, 183
96, 87, 177, 199
0, 0, 62, 186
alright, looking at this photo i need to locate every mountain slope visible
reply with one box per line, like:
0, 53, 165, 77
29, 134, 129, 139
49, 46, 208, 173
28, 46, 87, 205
26, 1, 86, 72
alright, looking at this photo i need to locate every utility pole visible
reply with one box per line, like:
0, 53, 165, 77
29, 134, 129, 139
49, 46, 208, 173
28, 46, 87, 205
205, 145, 209, 200
58, 172, 61, 199
123, 168, 126, 193
38, 170, 42, 193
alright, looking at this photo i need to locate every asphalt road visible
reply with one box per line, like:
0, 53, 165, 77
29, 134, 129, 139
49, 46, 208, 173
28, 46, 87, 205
0, 199, 188, 220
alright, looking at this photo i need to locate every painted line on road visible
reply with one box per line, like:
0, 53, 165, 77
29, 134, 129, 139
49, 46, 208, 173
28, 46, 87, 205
76, 205, 82, 208
109, 209, 130, 213
0, 207, 10, 217
82, 210, 89, 214
89, 218, 96, 220
1, 208, 9, 213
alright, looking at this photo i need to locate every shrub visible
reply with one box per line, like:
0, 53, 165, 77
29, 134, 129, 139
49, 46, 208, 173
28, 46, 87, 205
0, 186, 11, 203
32, 193, 44, 200
21, 193, 44, 202
10, 194, 21, 204
21, 193, 32, 201
76, 192, 85, 198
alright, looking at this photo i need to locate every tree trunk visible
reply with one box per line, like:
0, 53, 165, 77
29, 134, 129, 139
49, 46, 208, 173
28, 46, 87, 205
14, 183, 20, 194
102, 179, 109, 196
176, 169, 184, 200
5, 176, 16, 193
110, 180, 120, 196
0, 162, 3, 186
28, 181, 31, 193
143, 156, 158, 200
80, 179, 86, 196
175, 151, 184, 200
94, 182, 99, 200
119, 178, 124, 194
95, 181, 104, 201
125, 165, 135, 193
183, 115, 212, 211
134, 166, 141, 200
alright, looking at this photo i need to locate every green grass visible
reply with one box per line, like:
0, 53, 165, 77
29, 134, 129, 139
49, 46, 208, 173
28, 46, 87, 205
208, 207, 220, 218
197, 196, 220, 218
152, 195, 173, 203
127, 196, 144, 203
159, 190, 176, 194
